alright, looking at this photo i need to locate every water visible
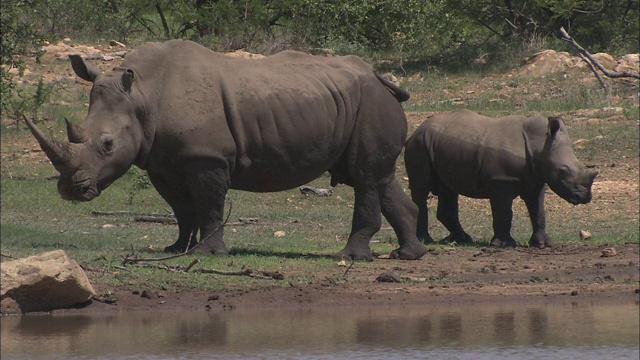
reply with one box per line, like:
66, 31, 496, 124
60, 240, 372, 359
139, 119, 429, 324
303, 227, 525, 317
2, 299, 638, 359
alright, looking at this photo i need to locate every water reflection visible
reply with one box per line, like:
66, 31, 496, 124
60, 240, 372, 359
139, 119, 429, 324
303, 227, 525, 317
2, 299, 638, 359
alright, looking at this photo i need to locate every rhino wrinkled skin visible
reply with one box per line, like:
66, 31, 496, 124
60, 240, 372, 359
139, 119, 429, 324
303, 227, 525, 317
404, 109, 597, 248
24, 39, 427, 261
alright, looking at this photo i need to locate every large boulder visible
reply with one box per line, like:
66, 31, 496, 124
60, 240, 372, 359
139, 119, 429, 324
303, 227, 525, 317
1, 250, 95, 314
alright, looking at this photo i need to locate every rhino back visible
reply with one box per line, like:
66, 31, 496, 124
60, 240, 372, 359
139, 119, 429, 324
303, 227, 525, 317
124, 40, 404, 191
417, 110, 534, 198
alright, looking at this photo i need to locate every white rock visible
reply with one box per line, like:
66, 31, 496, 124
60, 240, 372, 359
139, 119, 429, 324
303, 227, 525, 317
1, 250, 95, 313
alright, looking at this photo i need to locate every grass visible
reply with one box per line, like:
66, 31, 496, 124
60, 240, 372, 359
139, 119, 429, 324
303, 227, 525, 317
1, 49, 638, 294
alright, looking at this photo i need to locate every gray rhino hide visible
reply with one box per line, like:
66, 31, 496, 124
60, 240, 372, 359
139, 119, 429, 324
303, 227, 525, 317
404, 109, 597, 248
25, 39, 427, 261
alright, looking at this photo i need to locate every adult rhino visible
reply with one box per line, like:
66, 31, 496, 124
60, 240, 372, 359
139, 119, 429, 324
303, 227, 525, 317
404, 110, 597, 248
24, 39, 427, 261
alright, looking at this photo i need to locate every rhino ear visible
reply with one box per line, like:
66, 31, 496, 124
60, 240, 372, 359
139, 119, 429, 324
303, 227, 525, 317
69, 55, 101, 82
122, 69, 135, 93
547, 116, 562, 138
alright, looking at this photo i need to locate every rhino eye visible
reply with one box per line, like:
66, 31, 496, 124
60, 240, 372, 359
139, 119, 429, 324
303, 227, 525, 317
101, 134, 114, 154
559, 165, 571, 178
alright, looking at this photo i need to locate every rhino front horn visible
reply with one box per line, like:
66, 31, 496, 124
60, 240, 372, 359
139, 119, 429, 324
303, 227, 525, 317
23, 115, 68, 169
65, 117, 88, 143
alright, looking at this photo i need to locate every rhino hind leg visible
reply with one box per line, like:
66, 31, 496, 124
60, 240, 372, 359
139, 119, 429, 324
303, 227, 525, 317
335, 179, 427, 261
410, 187, 435, 243
334, 185, 382, 261
183, 161, 230, 256
436, 188, 474, 245
381, 179, 427, 260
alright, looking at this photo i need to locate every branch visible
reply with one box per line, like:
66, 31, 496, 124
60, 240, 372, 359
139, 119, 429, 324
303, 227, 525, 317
559, 27, 640, 80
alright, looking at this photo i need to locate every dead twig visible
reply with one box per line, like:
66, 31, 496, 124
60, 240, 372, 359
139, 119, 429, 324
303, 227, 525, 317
134, 215, 177, 224
92, 210, 173, 217
134, 261, 283, 280
343, 259, 356, 276
558, 26, 640, 93
514, 247, 583, 256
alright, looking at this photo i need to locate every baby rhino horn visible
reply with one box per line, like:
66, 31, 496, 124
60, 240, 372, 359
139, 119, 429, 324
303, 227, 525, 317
65, 117, 88, 143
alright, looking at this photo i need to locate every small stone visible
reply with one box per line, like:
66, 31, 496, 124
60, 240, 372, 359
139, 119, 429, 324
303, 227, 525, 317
273, 230, 286, 238
579, 230, 591, 240
376, 272, 403, 283
601, 248, 617, 257
140, 289, 156, 299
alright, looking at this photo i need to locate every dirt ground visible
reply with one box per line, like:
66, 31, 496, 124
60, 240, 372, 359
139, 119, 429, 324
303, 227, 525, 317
5, 41, 639, 314
74, 241, 639, 314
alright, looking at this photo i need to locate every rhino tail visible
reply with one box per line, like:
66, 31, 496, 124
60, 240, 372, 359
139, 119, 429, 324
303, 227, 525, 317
375, 71, 410, 102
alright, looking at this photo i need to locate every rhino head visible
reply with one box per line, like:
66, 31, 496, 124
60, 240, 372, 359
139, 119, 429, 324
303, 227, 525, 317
24, 55, 143, 201
539, 117, 598, 205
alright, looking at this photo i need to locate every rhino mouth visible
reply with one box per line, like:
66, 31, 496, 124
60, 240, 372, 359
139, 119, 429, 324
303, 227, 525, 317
59, 177, 100, 201
564, 187, 592, 205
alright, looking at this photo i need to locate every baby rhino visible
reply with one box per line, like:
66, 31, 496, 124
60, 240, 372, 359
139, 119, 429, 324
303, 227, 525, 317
404, 110, 597, 248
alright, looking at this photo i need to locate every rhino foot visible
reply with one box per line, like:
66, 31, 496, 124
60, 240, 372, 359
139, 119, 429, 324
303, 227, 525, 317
333, 248, 374, 262
529, 233, 554, 249
490, 236, 517, 248
389, 243, 428, 260
443, 231, 474, 246
164, 243, 189, 254
417, 232, 435, 244
191, 244, 228, 255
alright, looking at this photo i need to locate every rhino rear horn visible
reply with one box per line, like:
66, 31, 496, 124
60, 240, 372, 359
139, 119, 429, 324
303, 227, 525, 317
23, 115, 69, 169
65, 117, 88, 143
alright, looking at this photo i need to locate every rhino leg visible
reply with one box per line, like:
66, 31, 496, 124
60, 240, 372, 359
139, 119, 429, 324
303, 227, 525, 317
382, 179, 428, 260
488, 183, 518, 247
522, 186, 554, 248
435, 187, 474, 245
182, 160, 230, 255
410, 187, 435, 243
148, 172, 199, 253
334, 185, 382, 261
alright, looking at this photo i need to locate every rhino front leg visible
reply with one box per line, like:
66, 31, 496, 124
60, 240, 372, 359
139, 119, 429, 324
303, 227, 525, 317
148, 172, 198, 253
410, 187, 435, 243
436, 187, 474, 245
522, 186, 553, 248
383, 179, 428, 260
184, 160, 230, 255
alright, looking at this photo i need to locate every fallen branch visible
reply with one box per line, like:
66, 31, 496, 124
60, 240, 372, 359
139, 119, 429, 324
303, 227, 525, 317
558, 27, 640, 92
92, 210, 173, 217
134, 261, 283, 280
135, 215, 177, 224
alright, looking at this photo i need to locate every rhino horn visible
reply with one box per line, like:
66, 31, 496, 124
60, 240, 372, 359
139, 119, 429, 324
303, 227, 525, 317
65, 117, 88, 143
23, 115, 69, 169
